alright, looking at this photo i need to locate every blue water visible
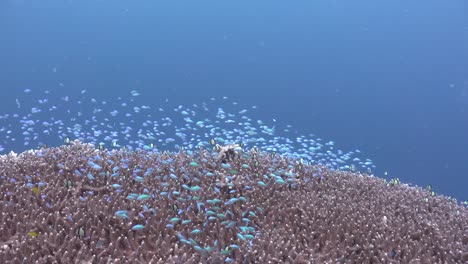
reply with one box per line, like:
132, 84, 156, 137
1, 0, 467, 201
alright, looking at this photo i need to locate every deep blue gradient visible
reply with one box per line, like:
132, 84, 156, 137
1, 0, 467, 200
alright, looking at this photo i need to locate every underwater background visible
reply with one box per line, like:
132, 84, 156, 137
0, 0, 467, 201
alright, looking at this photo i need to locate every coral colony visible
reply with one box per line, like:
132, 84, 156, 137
0, 90, 467, 263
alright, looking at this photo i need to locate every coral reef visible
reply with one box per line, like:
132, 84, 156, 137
0, 141, 466, 263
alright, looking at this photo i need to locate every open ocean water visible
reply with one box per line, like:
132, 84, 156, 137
1, 0, 467, 202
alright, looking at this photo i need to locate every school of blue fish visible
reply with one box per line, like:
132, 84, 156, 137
0, 89, 375, 173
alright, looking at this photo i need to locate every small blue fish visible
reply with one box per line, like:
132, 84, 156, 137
88, 161, 102, 170
205, 210, 216, 216
244, 234, 254, 240
237, 233, 246, 241
115, 210, 129, 219
86, 173, 95, 180
217, 213, 226, 219
190, 229, 202, 235
225, 198, 239, 205
169, 217, 180, 223
134, 176, 144, 182
131, 224, 145, 230
239, 226, 249, 233
137, 194, 150, 200
221, 247, 231, 255
275, 178, 286, 184
196, 202, 204, 212
143, 145, 152, 150
194, 245, 204, 252
177, 233, 186, 241
180, 239, 191, 245
189, 185, 201, 192
206, 199, 222, 204
126, 193, 138, 200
